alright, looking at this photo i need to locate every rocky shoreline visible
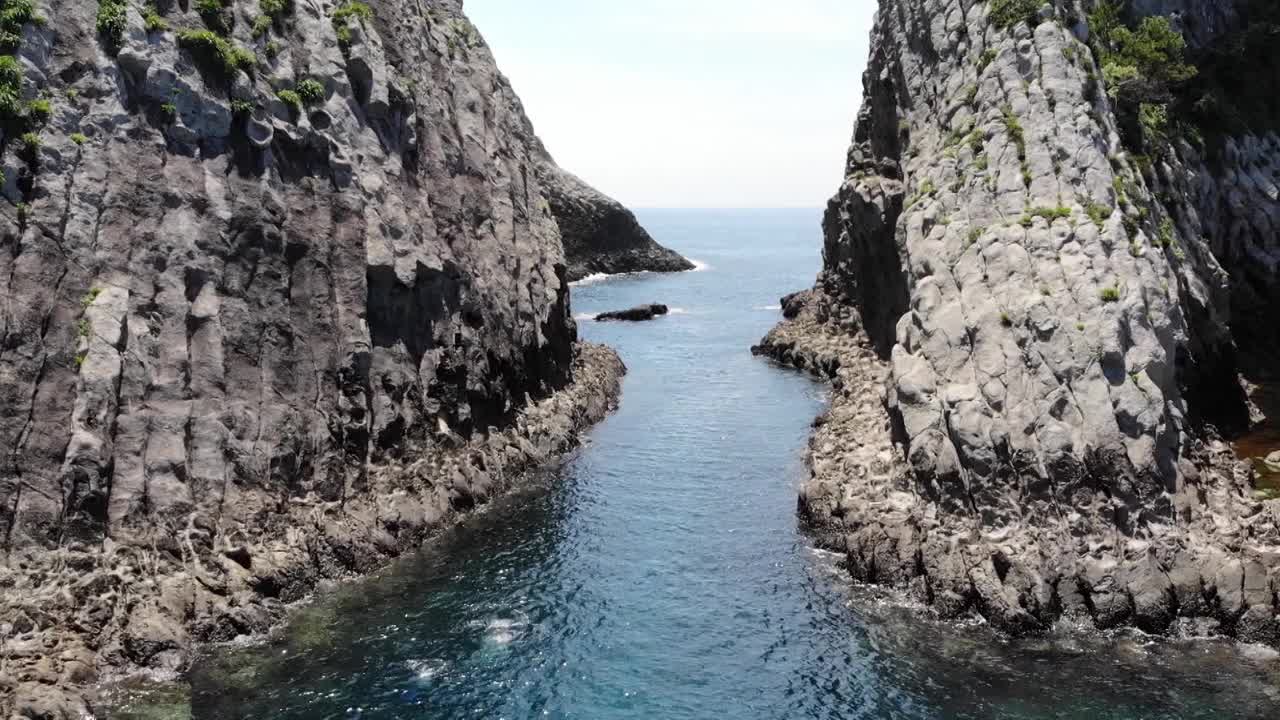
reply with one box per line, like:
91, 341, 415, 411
1, 343, 624, 719
757, 289, 1280, 644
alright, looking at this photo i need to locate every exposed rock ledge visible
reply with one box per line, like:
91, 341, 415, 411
0, 343, 624, 719
758, 289, 1280, 644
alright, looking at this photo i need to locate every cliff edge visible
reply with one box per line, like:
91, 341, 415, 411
0, 0, 625, 716
759, 0, 1280, 642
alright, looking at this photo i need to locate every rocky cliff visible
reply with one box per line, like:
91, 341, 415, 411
537, 161, 694, 282
759, 0, 1280, 642
0, 1, 627, 716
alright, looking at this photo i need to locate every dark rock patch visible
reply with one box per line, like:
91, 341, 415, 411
595, 304, 670, 322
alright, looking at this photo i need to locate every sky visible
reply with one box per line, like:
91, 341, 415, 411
465, 0, 876, 209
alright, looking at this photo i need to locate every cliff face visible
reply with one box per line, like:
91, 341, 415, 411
760, 0, 1280, 641
0, 1, 625, 715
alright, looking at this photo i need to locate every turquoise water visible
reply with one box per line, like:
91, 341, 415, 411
174, 210, 1280, 719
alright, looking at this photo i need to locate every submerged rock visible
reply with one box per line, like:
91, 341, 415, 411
760, 0, 1280, 643
596, 304, 670, 322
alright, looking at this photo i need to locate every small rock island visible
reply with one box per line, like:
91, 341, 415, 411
595, 304, 670, 322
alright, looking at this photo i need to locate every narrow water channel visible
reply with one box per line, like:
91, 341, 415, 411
116, 210, 1280, 720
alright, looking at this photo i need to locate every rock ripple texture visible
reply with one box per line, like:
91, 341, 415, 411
761, 0, 1280, 644
0, 1, 627, 715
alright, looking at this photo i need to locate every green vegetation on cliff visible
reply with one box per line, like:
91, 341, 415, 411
1089, 0, 1280, 149
177, 29, 257, 81
0, 0, 40, 51
989, 0, 1040, 29
1088, 3, 1196, 152
1178, 0, 1280, 137
95, 0, 127, 49
1, 2, 49, 133
331, 1, 373, 47
1091, 10, 1196, 102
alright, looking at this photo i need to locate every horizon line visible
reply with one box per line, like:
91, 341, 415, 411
629, 205, 825, 211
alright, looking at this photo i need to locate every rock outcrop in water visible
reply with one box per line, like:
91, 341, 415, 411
595, 304, 669, 322
760, 0, 1280, 642
0, 1, 627, 715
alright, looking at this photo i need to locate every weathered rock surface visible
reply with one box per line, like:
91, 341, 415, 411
595, 304, 669, 322
762, 0, 1280, 642
536, 163, 694, 282
0, 1, 627, 715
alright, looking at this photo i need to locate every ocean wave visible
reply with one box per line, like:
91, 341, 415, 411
405, 658, 448, 682
1238, 643, 1280, 661
569, 273, 612, 287
469, 611, 531, 646
753, 305, 781, 311
570, 260, 705, 287
667, 307, 688, 315
573, 313, 596, 321
484, 617, 527, 645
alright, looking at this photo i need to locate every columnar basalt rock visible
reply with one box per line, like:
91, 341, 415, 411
0, 1, 627, 715
761, 0, 1280, 643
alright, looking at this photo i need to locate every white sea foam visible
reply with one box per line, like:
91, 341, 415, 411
1239, 643, 1280, 661
806, 547, 844, 561
570, 272, 612, 287
405, 658, 448, 682
573, 313, 596, 321
476, 612, 530, 646
667, 307, 688, 315
485, 618, 524, 645
571, 259, 703, 287
753, 305, 781, 311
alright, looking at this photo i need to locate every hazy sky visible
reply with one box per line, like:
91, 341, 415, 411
466, 0, 876, 209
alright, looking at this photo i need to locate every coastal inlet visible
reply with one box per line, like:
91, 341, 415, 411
105, 210, 1280, 720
